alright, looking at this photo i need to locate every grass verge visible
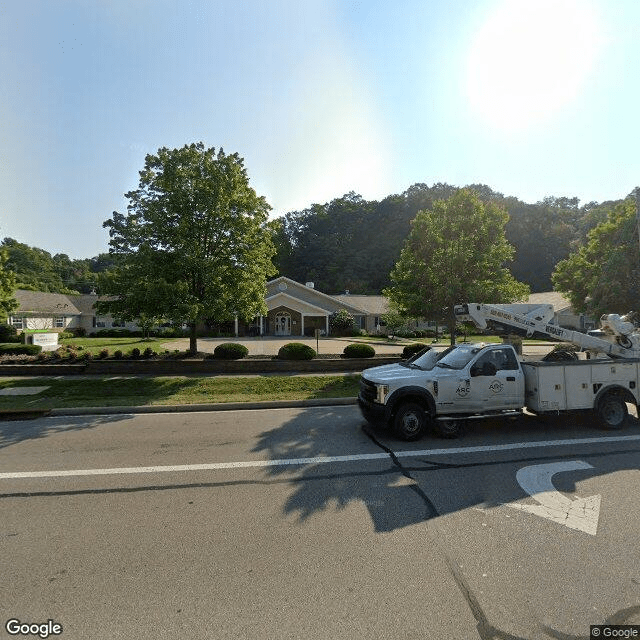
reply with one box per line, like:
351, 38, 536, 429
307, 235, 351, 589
59, 337, 185, 356
0, 374, 361, 410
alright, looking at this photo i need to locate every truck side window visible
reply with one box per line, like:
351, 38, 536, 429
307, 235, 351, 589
492, 348, 519, 370
475, 348, 518, 372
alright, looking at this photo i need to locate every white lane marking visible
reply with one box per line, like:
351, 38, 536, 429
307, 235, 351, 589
1, 434, 639, 480
393, 434, 640, 459
0, 453, 390, 479
508, 461, 601, 535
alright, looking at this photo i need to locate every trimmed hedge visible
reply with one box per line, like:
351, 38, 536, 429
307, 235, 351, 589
402, 343, 430, 358
343, 343, 375, 358
213, 343, 249, 360
0, 343, 42, 355
0, 325, 21, 343
277, 342, 316, 360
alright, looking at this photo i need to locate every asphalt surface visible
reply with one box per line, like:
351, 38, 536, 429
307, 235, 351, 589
2, 406, 639, 638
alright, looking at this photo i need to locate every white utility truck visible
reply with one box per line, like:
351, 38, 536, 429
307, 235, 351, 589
358, 303, 640, 440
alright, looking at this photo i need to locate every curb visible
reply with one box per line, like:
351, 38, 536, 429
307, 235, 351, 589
1, 397, 358, 419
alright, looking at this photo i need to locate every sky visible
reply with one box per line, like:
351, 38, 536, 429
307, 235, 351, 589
1, 0, 639, 259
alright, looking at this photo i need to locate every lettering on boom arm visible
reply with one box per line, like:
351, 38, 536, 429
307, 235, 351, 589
545, 324, 565, 338
489, 309, 535, 330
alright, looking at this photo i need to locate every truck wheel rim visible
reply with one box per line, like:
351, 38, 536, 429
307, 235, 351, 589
603, 402, 624, 424
402, 413, 420, 434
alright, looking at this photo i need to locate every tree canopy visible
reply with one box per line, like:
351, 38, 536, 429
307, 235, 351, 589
0, 249, 18, 320
385, 190, 530, 343
0, 238, 116, 294
552, 198, 640, 317
98, 142, 276, 352
271, 184, 612, 295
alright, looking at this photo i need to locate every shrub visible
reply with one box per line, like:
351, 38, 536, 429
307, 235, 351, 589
113, 350, 124, 359
130, 347, 141, 359
329, 309, 356, 336
98, 348, 110, 359
142, 347, 156, 359
80, 351, 93, 362
67, 350, 78, 361
277, 342, 316, 360
0, 325, 21, 343
213, 343, 249, 360
402, 343, 430, 358
0, 343, 42, 355
343, 343, 375, 358
58, 331, 75, 340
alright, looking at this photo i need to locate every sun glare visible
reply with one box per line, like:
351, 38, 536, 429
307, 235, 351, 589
466, 0, 603, 132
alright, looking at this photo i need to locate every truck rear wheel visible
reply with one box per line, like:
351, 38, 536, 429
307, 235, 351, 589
393, 402, 428, 441
597, 394, 628, 429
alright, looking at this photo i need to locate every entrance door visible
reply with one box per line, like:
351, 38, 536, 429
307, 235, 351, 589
275, 312, 291, 336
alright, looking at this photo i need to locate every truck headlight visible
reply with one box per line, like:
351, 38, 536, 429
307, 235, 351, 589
375, 384, 389, 404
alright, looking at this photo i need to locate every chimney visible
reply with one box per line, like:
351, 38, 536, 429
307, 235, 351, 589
305, 282, 314, 289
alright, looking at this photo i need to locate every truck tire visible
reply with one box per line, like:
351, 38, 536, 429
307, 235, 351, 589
597, 394, 628, 430
393, 402, 428, 441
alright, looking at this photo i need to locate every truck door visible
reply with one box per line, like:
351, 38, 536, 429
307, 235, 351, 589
469, 347, 523, 409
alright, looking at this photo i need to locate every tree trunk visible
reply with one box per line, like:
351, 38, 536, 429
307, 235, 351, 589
448, 312, 456, 346
189, 322, 198, 354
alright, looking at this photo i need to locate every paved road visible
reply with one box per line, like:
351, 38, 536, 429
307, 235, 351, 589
1, 407, 638, 639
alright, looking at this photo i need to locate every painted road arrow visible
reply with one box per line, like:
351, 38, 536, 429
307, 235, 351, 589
507, 461, 601, 535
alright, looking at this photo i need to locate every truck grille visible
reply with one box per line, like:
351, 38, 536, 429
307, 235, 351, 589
359, 378, 377, 403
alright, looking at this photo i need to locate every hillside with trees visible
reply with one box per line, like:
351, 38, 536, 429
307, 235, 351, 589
272, 184, 621, 294
3, 183, 627, 298
1, 238, 118, 294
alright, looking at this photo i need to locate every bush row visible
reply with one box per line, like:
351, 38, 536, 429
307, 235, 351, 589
0, 343, 42, 355
0, 341, 395, 363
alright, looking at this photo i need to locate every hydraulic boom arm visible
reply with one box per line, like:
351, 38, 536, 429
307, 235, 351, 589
454, 303, 640, 359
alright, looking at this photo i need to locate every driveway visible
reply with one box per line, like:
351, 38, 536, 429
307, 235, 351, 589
162, 336, 408, 356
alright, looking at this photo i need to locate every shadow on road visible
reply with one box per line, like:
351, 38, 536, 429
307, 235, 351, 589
251, 405, 640, 533
0, 413, 131, 450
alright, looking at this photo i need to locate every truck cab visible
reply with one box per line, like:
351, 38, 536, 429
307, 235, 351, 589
358, 343, 525, 440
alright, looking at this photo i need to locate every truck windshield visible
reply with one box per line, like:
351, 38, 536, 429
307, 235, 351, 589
402, 347, 440, 370
435, 345, 481, 370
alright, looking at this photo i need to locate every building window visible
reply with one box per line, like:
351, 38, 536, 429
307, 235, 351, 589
111, 320, 125, 328
10, 317, 24, 329
54, 316, 65, 328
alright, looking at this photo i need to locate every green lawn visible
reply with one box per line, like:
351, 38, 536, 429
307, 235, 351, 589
0, 374, 361, 411
59, 336, 186, 356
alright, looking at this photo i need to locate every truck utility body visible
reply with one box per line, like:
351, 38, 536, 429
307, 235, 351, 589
522, 358, 640, 413
358, 303, 640, 440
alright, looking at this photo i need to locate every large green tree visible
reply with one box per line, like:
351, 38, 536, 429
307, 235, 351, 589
552, 198, 640, 317
98, 143, 276, 353
0, 249, 18, 320
385, 189, 529, 343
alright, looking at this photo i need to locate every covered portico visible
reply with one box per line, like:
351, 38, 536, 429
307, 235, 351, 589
263, 292, 330, 337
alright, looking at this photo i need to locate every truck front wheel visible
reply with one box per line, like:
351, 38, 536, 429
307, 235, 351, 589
393, 402, 428, 441
597, 394, 628, 429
